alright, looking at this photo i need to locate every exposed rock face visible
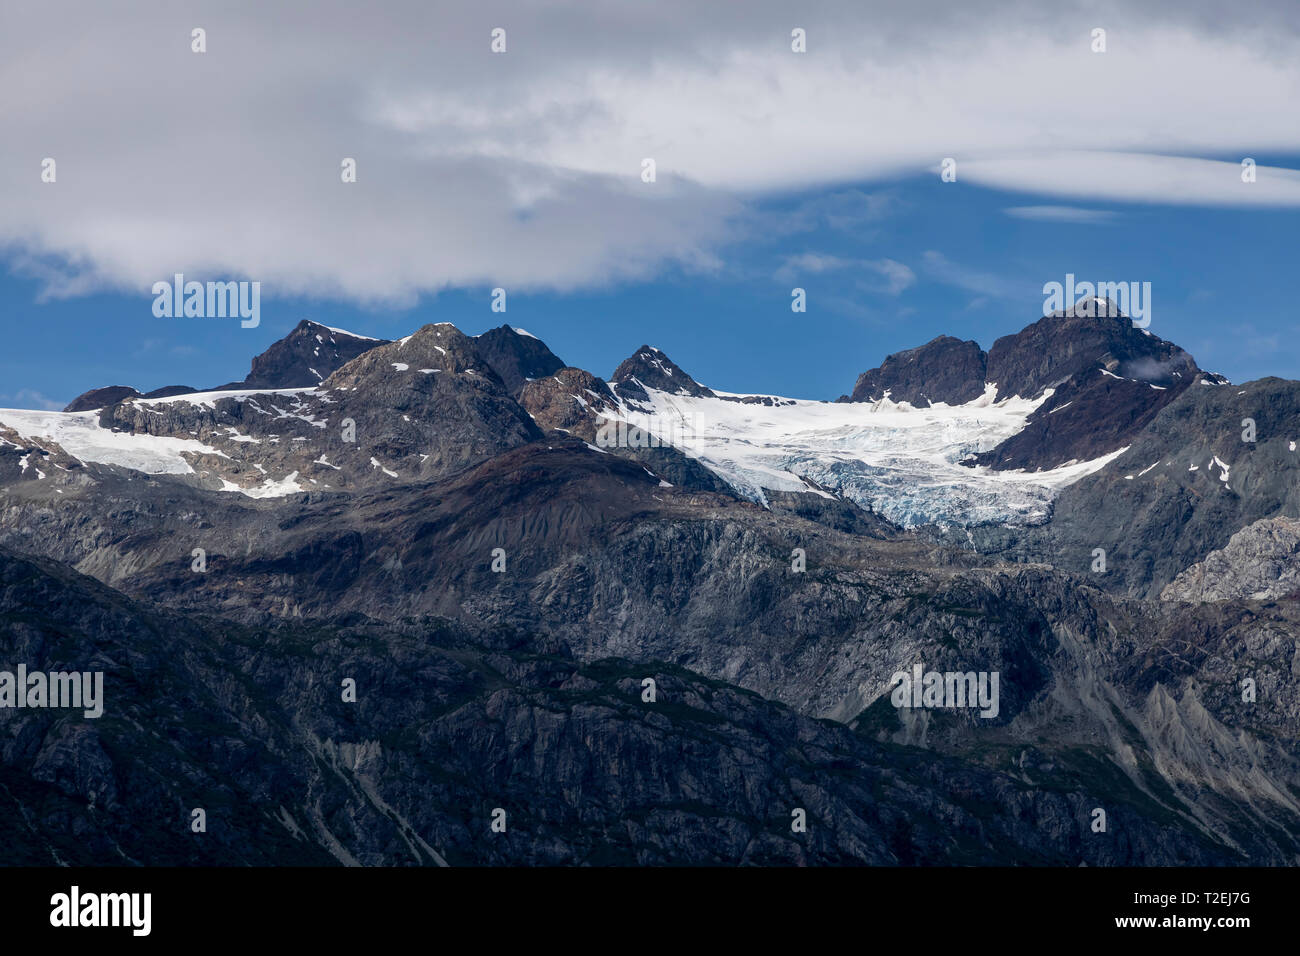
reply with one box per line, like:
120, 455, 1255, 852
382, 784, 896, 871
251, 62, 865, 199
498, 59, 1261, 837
63, 385, 141, 412
517, 367, 619, 441
1021, 375, 1300, 598
231, 319, 388, 389
6, 428, 1300, 864
85, 323, 542, 496
0, 422, 84, 485
841, 311, 1220, 473
762, 488, 898, 538
2, 545, 1255, 866
966, 367, 1190, 471
963, 314, 1213, 471
1161, 517, 1300, 602
518, 367, 732, 494
474, 325, 566, 395
611, 346, 714, 401
984, 312, 1197, 400
6, 314, 1300, 866
318, 323, 543, 479
842, 336, 986, 406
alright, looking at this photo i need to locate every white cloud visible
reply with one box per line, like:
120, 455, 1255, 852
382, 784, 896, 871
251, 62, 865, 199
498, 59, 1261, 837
969, 153, 1300, 207
776, 254, 914, 294
1, 1, 1299, 302
865, 259, 917, 296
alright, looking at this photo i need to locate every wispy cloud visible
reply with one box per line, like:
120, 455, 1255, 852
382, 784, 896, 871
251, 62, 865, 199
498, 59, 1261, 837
0, 389, 64, 411
968, 153, 1300, 207
782, 189, 901, 234
920, 251, 1020, 300
776, 254, 915, 295
1004, 205, 1119, 224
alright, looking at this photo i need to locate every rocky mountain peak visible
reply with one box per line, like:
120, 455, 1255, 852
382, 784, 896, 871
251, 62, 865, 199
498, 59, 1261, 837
473, 325, 566, 395
610, 345, 714, 401
838, 308, 1218, 472
841, 335, 986, 406
984, 311, 1198, 399
234, 319, 389, 390
517, 367, 618, 441
323, 323, 501, 390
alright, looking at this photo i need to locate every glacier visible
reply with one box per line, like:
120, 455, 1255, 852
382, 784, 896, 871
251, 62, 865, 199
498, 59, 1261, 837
601, 383, 1127, 529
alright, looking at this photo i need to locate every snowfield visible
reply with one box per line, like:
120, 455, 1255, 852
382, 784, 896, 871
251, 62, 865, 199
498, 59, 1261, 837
0, 408, 223, 475
601, 384, 1126, 528
0, 401, 309, 497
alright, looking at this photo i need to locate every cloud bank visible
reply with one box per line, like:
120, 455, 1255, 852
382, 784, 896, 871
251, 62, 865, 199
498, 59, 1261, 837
2, 0, 1298, 302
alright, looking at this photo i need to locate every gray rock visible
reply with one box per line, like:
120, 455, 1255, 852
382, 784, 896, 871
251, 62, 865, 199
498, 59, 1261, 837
1162, 516, 1300, 602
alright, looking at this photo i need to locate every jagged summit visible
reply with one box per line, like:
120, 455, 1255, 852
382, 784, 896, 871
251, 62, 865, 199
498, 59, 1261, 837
61, 320, 387, 411
840, 309, 1219, 471
473, 324, 566, 395
610, 345, 714, 401
1046, 294, 1123, 319
841, 336, 986, 406
224, 319, 390, 390
325, 322, 503, 386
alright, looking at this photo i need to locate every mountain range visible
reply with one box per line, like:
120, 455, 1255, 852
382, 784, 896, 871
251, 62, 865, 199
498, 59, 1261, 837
2, 308, 1298, 865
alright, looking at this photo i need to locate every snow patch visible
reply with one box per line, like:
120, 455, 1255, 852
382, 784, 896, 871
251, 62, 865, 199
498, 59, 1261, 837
0, 408, 223, 475
369, 457, 398, 478
322, 324, 381, 341
237, 471, 305, 498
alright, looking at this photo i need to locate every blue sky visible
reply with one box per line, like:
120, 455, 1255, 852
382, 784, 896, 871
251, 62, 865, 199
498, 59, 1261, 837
3, 164, 1298, 407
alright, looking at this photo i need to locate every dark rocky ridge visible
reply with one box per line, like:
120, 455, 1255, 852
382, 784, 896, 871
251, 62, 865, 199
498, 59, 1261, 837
61, 319, 385, 411
965, 365, 1191, 470
841, 336, 987, 406
222, 319, 388, 389
842, 311, 1220, 472
473, 325, 566, 395
142, 384, 198, 400
84, 323, 543, 496
63, 385, 142, 413
611, 346, 714, 402
64, 384, 196, 413
2, 545, 1253, 865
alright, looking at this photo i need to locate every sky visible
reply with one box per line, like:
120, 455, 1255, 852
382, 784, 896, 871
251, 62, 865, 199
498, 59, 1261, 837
2, 0, 1299, 406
